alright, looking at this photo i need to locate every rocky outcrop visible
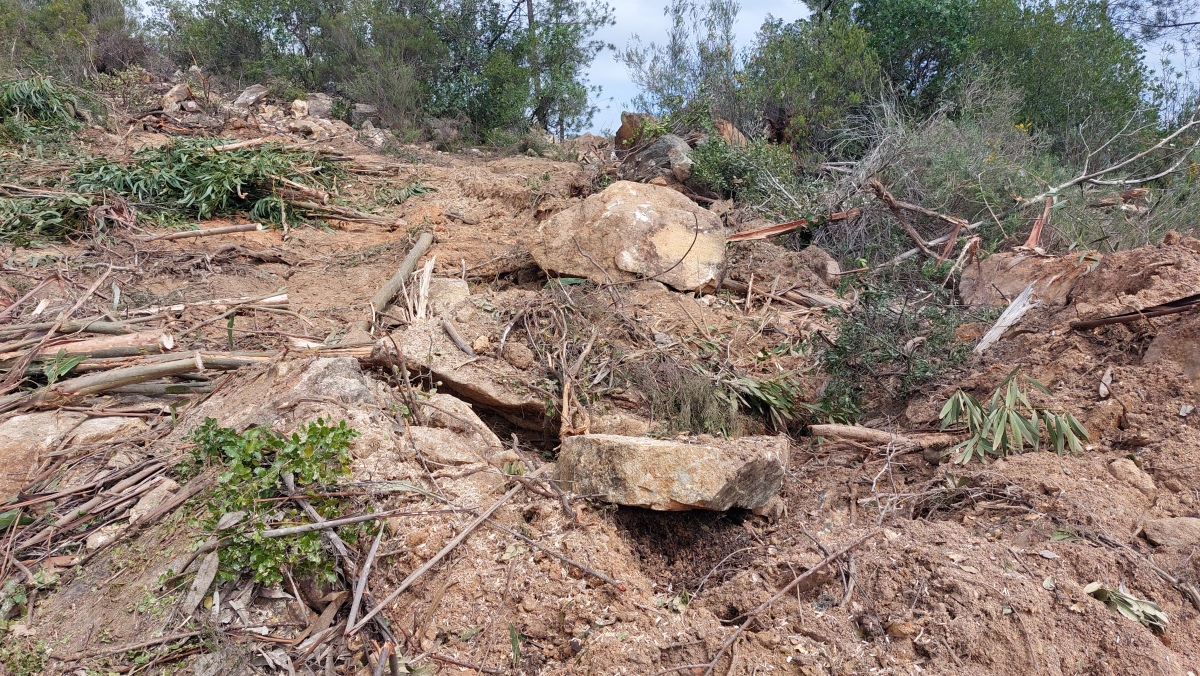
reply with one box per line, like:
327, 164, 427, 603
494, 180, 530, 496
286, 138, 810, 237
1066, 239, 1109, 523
623, 134, 692, 183
556, 434, 789, 511
528, 181, 726, 292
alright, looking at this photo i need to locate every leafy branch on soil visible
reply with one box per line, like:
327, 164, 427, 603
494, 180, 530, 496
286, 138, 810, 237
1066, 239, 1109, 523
939, 369, 1088, 463
70, 138, 341, 224
184, 417, 360, 585
1083, 582, 1169, 634
0, 77, 92, 140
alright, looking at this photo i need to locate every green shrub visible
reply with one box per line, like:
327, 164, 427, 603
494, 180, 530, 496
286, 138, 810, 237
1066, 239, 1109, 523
185, 417, 359, 584
744, 17, 881, 156
690, 137, 817, 219
819, 274, 978, 418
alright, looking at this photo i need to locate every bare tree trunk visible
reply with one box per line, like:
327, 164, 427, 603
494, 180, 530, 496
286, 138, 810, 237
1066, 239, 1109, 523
527, 0, 542, 126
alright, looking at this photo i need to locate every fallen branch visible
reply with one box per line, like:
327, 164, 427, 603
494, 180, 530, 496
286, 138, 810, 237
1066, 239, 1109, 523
371, 232, 436, 317
211, 138, 269, 152
352, 231, 435, 333
0, 318, 140, 338
720, 278, 847, 309
975, 283, 1035, 354
809, 424, 957, 451
0, 331, 174, 363
132, 291, 288, 316
136, 223, 263, 242
0, 269, 110, 395
1069, 293, 1200, 330
441, 319, 476, 357
0, 353, 257, 413
869, 181, 936, 258
726, 209, 860, 242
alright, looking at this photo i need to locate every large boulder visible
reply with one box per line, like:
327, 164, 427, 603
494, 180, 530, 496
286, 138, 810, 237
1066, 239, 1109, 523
305, 93, 334, 119
556, 434, 789, 511
528, 181, 726, 292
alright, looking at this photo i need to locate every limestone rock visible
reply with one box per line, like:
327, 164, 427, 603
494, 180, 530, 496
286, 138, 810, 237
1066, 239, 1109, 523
286, 119, 326, 139
1108, 458, 1156, 497
1143, 517, 1200, 546
128, 477, 180, 523
86, 523, 125, 550
419, 393, 503, 449
171, 357, 393, 462
528, 181, 725, 292
305, 93, 334, 119
352, 103, 379, 126
557, 434, 789, 511
394, 318, 544, 427
359, 120, 394, 150
408, 426, 484, 466
624, 134, 692, 183
0, 412, 87, 498
161, 83, 192, 110
291, 99, 308, 118
232, 84, 269, 110
589, 413, 650, 437
67, 416, 151, 446
427, 277, 470, 317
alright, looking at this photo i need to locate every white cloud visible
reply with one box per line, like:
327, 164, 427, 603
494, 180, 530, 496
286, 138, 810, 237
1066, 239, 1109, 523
585, 0, 810, 133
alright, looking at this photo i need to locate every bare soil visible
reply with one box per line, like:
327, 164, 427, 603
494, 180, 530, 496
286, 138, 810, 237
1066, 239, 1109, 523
1, 118, 1198, 676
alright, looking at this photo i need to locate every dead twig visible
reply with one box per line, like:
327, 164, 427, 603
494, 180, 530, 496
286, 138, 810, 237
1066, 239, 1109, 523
870, 181, 937, 257
135, 223, 263, 241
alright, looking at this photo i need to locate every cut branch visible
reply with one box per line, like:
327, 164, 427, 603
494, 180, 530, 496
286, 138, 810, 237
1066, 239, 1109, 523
869, 181, 936, 257
136, 223, 263, 241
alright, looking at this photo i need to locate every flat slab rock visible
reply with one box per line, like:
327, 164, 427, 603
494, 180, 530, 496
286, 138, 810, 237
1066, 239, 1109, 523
556, 434, 789, 511
1143, 517, 1200, 547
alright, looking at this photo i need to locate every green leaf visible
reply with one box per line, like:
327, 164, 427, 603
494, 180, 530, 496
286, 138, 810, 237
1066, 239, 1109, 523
509, 623, 521, 666
0, 509, 32, 529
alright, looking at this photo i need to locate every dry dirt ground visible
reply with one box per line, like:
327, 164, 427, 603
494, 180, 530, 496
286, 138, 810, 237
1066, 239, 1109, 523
0, 119, 1198, 676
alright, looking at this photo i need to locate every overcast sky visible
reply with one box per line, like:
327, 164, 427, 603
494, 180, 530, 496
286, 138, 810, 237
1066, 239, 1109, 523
585, 0, 811, 133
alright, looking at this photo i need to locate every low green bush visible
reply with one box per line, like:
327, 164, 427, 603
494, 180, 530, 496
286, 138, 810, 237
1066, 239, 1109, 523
184, 417, 359, 584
